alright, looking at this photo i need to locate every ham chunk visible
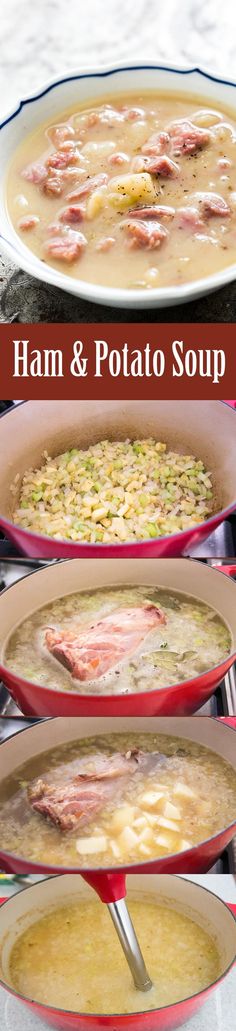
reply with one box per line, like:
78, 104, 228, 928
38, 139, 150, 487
45, 603, 166, 681
21, 161, 47, 184
146, 155, 179, 177
142, 130, 170, 156
28, 748, 167, 831
168, 119, 211, 156
59, 204, 86, 224
96, 236, 116, 251
18, 215, 40, 230
194, 191, 231, 218
108, 152, 130, 165
122, 218, 168, 249
127, 205, 175, 220
44, 230, 87, 263
44, 176, 64, 196
46, 149, 79, 170
47, 124, 76, 147
67, 173, 108, 201
177, 206, 205, 231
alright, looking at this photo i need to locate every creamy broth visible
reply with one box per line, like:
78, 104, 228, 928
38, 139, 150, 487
7, 91, 236, 290
8, 897, 220, 1012
4, 585, 231, 695
0, 732, 235, 867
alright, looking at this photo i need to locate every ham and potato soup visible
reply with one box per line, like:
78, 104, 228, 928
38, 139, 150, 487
0, 732, 235, 867
8, 895, 220, 1012
4, 585, 231, 695
7, 92, 236, 290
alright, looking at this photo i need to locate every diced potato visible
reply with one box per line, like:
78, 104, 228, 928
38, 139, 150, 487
163, 801, 181, 821
155, 831, 177, 851
145, 813, 160, 827
76, 835, 107, 855
156, 816, 180, 833
139, 843, 152, 857
173, 782, 196, 800
111, 806, 137, 834
179, 839, 192, 851
118, 826, 139, 852
110, 840, 122, 860
138, 826, 154, 846
86, 186, 107, 220
138, 791, 165, 811
133, 816, 148, 830
82, 140, 115, 156
107, 172, 157, 211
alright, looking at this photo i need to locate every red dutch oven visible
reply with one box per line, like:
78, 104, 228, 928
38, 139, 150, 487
0, 715, 235, 874
0, 875, 235, 1031
0, 400, 235, 558
0, 557, 235, 716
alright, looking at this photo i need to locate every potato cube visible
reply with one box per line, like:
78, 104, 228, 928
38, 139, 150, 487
163, 801, 181, 821
107, 172, 157, 211
179, 839, 192, 852
118, 826, 139, 852
110, 840, 122, 860
156, 816, 180, 833
155, 832, 176, 851
76, 835, 107, 855
111, 806, 137, 834
138, 826, 154, 846
173, 782, 196, 800
133, 816, 148, 830
86, 186, 107, 219
138, 791, 165, 811
139, 843, 152, 857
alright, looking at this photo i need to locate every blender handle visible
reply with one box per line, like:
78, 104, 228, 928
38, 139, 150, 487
81, 871, 127, 902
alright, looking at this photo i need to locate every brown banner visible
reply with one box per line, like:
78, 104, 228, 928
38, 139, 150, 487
0, 323, 235, 399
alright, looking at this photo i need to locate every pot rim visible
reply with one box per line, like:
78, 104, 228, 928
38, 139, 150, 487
0, 872, 235, 1019
0, 716, 235, 873
0, 557, 236, 699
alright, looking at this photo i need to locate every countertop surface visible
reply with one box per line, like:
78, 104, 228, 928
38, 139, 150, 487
0, 0, 236, 321
0, 876, 235, 1030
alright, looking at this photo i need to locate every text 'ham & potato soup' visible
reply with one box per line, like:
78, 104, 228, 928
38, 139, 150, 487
4, 585, 231, 695
7, 895, 220, 1012
0, 732, 235, 866
7, 92, 236, 290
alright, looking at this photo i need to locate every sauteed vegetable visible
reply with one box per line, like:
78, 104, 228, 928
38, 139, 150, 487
11, 438, 213, 542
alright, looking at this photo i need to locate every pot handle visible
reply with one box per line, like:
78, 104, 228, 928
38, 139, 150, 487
224, 400, 236, 408
81, 872, 127, 902
214, 565, 236, 577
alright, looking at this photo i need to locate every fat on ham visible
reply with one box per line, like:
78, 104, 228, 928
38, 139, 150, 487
45, 603, 166, 681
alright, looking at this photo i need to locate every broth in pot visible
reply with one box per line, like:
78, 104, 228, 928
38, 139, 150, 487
4, 584, 232, 695
0, 731, 235, 867
7, 893, 220, 1013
